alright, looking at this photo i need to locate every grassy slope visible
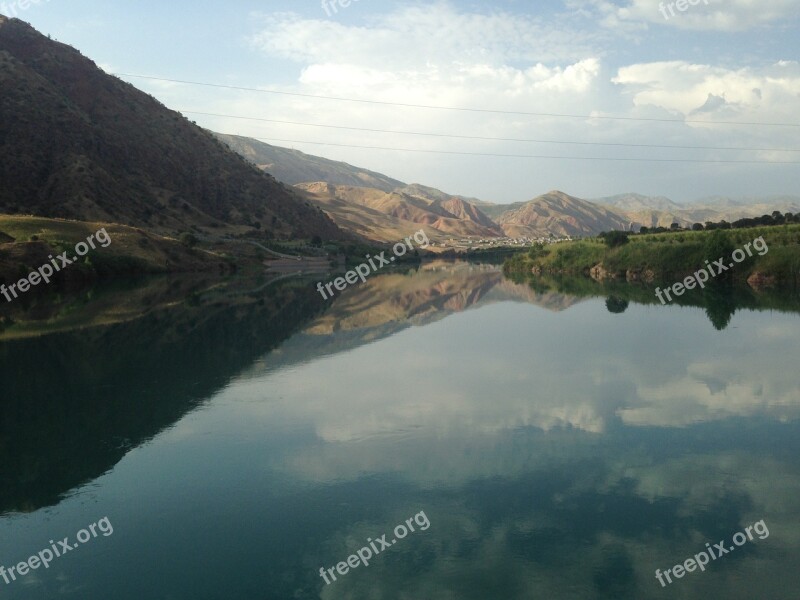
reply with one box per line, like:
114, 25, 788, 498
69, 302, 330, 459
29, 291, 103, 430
0, 215, 233, 285
505, 225, 800, 285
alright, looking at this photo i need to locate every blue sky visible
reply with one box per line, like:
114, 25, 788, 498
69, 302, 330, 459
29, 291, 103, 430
5, 0, 800, 203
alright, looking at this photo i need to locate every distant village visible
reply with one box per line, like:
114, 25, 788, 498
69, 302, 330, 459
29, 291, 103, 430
430, 235, 574, 250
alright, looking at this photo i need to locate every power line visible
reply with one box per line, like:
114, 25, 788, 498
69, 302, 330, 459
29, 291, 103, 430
115, 73, 800, 128
184, 110, 800, 153
230, 135, 800, 164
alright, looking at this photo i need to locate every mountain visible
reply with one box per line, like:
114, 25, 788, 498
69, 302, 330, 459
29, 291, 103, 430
296, 183, 504, 241
0, 17, 341, 240
496, 191, 633, 237
214, 134, 406, 193
396, 184, 503, 234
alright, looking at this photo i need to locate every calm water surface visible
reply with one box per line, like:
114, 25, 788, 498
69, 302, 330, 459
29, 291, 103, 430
1, 262, 799, 599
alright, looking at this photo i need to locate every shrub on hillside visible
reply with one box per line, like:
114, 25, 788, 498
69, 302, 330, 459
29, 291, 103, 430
601, 231, 630, 248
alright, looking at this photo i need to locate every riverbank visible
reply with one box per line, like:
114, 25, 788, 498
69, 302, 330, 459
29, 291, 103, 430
504, 225, 800, 289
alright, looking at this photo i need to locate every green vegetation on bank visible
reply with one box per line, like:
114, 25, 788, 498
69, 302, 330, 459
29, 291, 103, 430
504, 224, 800, 287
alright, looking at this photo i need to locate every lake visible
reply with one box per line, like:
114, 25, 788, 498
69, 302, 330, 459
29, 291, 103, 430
1, 261, 799, 599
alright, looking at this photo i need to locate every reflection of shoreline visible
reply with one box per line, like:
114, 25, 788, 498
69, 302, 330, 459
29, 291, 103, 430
0, 275, 218, 341
0, 276, 326, 514
508, 271, 800, 329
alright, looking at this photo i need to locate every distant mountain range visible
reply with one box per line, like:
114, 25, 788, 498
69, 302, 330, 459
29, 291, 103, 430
593, 193, 800, 228
220, 135, 800, 242
0, 16, 342, 240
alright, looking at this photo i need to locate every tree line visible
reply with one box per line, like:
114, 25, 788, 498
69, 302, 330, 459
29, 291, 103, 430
639, 211, 799, 235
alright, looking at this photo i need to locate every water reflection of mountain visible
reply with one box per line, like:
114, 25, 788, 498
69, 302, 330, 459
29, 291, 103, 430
245, 261, 586, 375
0, 277, 326, 514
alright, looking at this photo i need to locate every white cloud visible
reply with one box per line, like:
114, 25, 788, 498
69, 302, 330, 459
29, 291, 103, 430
246, 4, 605, 115
612, 60, 800, 125
572, 0, 800, 32
250, 4, 600, 67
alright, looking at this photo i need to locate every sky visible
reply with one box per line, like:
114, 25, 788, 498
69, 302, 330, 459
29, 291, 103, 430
4, 0, 800, 204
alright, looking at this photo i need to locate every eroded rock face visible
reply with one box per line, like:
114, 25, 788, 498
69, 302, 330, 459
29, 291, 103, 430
747, 272, 778, 290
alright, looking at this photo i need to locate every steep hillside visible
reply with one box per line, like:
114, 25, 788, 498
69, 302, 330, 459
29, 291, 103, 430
214, 134, 406, 192
497, 191, 633, 237
0, 17, 342, 240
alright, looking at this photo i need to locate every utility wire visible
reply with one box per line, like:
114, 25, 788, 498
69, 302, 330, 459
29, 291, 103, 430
230, 135, 800, 164
115, 73, 800, 128
184, 110, 800, 153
